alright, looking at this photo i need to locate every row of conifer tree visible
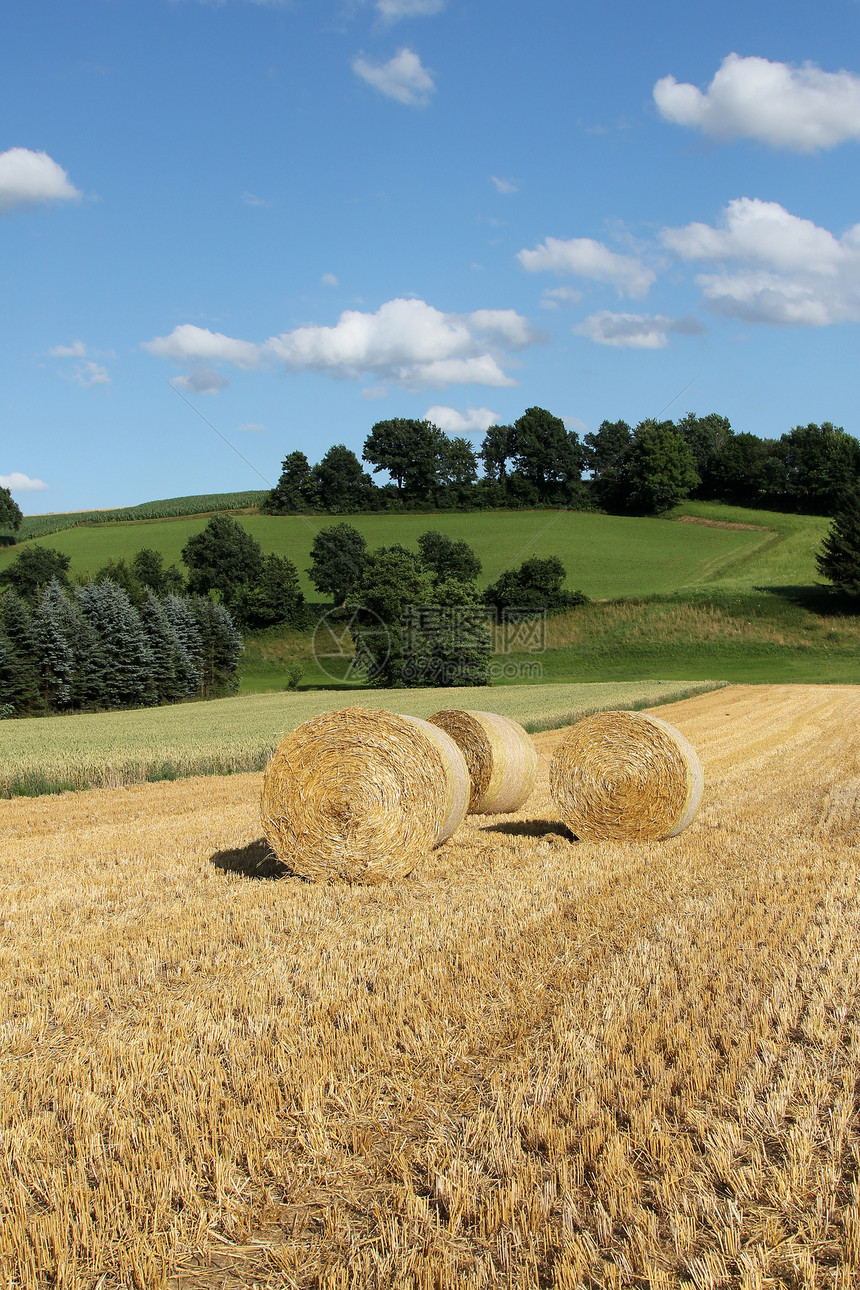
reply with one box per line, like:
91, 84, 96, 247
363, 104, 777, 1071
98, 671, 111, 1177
0, 579, 242, 718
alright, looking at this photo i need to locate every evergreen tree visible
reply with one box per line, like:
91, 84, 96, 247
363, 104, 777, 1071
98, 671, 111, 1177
817, 490, 860, 599
33, 579, 77, 709
163, 595, 203, 696
76, 581, 155, 709
189, 598, 243, 695
138, 591, 186, 703
0, 590, 42, 714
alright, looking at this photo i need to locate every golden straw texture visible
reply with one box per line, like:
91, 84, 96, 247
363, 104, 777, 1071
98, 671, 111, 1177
260, 707, 470, 882
549, 709, 704, 841
429, 709, 538, 814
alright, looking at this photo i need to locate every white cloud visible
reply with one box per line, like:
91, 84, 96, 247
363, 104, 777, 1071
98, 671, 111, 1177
0, 148, 81, 214
143, 324, 262, 368
242, 191, 272, 207
0, 471, 48, 492
661, 198, 860, 325
518, 236, 655, 298
575, 311, 705, 348
352, 48, 435, 106
49, 340, 88, 358
423, 405, 501, 434
321, 272, 338, 286
540, 286, 583, 309
73, 361, 111, 387
170, 368, 230, 395
238, 422, 267, 434
145, 297, 535, 389
377, 0, 445, 16
491, 175, 518, 194
654, 53, 860, 152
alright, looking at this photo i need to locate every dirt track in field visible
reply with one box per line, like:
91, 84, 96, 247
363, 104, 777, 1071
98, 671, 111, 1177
1, 685, 859, 1288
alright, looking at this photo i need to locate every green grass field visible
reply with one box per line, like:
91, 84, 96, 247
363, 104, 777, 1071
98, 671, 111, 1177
1, 503, 798, 598
4, 497, 852, 692
0, 679, 723, 798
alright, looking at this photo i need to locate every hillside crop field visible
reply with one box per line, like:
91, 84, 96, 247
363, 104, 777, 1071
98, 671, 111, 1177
0, 505, 790, 601
1, 684, 859, 1288
0, 680, 720, 798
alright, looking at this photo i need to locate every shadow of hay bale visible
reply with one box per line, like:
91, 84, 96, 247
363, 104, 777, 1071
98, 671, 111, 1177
479, 819, 577, 842
210, 838, 296, 881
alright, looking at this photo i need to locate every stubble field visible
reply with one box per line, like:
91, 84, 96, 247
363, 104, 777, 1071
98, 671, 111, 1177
1, 685, 859, 1288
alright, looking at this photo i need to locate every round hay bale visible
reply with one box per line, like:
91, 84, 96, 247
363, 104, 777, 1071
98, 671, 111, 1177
428, 709, 538, 814
260, 707, 470, 883
548, 710, 703, 842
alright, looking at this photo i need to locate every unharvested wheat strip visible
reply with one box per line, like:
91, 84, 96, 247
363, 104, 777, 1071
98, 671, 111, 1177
549, 709, 704, 842
259, 707, 470, 883
428, 709, 538, 814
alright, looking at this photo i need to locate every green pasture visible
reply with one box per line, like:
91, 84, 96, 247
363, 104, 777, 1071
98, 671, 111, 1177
2, 504, 792, 600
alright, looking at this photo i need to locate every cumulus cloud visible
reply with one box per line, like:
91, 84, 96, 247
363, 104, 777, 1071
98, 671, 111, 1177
143, 324, 262, 368
0, 471, 48, 492
518, 236, 654, 298
0, 148, 81, 214
352, 48, 435, 106
145, 297, 536, 389
575, 311, 705, 349
49, 340, 88, 358
654, 53, 860, 151
73, 361, 110, 387
540, 286, 583, 309
377, 0, 445, 16
170, 368, 230, 395
661, 197, 860, 325
491, 175, 518, 194
423, 405, 501, 434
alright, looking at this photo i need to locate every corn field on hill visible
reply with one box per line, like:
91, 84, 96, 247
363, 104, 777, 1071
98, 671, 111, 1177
1, 684, 859, 1288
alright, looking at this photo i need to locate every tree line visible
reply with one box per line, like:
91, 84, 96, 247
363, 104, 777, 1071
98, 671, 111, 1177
0, 543, 243, 718
261, 409, 860, 519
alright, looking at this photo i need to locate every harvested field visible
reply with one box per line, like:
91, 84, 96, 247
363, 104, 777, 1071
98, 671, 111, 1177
1, 684, 859, 1288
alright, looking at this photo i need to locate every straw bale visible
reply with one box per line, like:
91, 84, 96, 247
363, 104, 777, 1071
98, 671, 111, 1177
549, 709, 704, 842
260, 707, 470, 883
429, 709, 538, 814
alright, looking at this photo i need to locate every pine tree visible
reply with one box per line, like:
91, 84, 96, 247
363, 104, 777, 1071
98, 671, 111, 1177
163, 594, 203, 696
138, 591, 186, 703
0, 590, 42, 713
817, 490, 860, 599
76, 581, 156, 709
189, 598, 243, 696
33, 579, 77, 710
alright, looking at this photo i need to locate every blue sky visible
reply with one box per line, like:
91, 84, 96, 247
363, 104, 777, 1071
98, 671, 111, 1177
3, 0, 859, 512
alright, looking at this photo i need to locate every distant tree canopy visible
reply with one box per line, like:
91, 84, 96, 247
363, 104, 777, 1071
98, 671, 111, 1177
258, 407, 860, 519
0, 486, 23, 542
0, 545, 71, 603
